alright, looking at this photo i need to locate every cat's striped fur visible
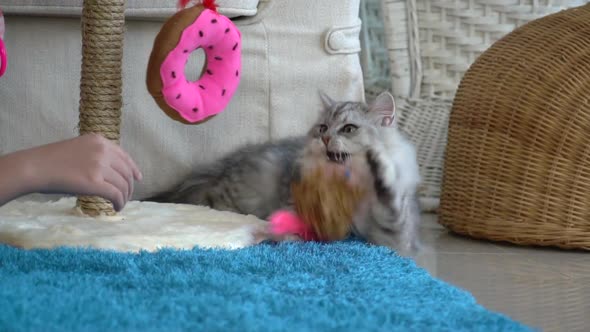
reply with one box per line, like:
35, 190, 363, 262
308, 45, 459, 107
148, 92, 422, 254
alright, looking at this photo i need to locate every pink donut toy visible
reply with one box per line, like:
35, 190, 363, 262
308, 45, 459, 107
147, 0, 241, 125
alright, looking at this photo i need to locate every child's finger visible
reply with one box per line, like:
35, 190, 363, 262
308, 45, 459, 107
98, 181, 126, 212
110, 157, 134, 200
103, 167, 130, 207
111, 143, 143, 181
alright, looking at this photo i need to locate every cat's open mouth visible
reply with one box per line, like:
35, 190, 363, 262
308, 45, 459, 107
327, 151, 350, 163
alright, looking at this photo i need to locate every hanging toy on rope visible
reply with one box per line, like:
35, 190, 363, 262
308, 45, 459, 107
147, 0, 242, 124
0, 9, 8, 78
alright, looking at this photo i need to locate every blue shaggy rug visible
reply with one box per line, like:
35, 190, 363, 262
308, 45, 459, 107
0, 241, 532, 331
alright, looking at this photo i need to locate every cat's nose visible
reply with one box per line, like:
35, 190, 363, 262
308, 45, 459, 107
322, 136, 331, 146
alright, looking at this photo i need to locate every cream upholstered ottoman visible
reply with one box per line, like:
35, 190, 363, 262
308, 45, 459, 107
0, 0, 365, 200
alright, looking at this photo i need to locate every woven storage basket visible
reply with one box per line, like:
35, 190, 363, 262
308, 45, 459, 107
376, 0, 584, 211
439, 4, 590, 250
381, 0, 587, 99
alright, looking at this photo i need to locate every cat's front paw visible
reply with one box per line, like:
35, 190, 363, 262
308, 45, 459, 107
391, 239, 421, 258
365, 149, 394, 204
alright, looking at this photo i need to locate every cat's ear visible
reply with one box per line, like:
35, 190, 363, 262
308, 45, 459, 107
319, 91, 335, 109
369, 91, 396, 127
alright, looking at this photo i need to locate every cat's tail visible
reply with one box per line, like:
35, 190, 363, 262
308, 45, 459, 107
142, 190, 176, 203
142, 170, 220, 206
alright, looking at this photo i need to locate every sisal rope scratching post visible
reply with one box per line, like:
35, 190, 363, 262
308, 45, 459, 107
77, 0, 126, 216
0, 0, 267, 253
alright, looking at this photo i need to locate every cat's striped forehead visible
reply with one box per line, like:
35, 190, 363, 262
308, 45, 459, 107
324, 101, 368, 124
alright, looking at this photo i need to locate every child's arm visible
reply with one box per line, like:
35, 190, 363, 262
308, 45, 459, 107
0, 134, 142, 211
0, 148, 39, 206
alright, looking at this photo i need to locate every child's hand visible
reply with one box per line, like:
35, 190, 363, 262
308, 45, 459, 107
28, 134, 142, 211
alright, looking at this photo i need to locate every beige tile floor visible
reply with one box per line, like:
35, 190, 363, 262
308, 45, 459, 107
416, 214, 589, 332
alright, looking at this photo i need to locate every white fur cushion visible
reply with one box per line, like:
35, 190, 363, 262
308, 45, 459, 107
0, 198, 266, 252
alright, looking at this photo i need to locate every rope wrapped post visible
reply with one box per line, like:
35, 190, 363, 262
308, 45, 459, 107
77, 0, 126, 216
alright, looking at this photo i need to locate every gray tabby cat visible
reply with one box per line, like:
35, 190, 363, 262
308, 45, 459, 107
148, 91, 422, 254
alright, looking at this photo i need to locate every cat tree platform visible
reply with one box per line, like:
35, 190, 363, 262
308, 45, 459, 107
0, 198, 265, 252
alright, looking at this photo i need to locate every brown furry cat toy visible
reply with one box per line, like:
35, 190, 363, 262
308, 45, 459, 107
268, 156, 371, 242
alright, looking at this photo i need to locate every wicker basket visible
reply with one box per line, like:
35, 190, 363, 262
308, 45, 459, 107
381, 0, 587, 99
439, 4, 590, 250
375, 0, 584, 211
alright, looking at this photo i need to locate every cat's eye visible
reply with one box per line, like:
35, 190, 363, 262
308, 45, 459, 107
318, 125, 328, 134
340, 124, 358, 133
